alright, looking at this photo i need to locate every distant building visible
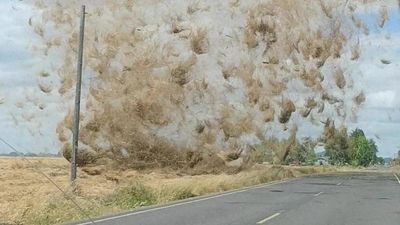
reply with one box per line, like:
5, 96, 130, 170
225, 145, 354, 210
315, 157, 329, 166
314, 147, 329, 165
383, 158, 392, 166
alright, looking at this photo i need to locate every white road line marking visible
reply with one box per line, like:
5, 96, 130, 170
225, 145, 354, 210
394, 173, 400, 185
256, 212, 281, 224
76, 179, 291, 225
336, 182, 342, 186
314, 191, 323, 197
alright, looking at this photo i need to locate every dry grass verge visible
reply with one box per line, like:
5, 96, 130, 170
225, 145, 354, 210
0, 157, 352, 225
392, 166, 400, 174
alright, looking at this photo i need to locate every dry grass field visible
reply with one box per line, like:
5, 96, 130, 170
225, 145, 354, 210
0, 156, 116, 224
0, 156, 351, 225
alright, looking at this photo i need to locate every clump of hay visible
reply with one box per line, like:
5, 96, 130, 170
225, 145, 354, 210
38, 103, 46, 110
38, 83, 53, 93
134, 99, 168, 125
279, 99, 296, 124
351, 41, 360, 60
247, 80, 262, 105
195, 121, 206, 134
222, 65, 235, 80
302, 98, 317, 118
300, 67, 322, 88
353, 92, 366, 105
322, 92, 341, 104
191, 28, 209, 55
263, 108, 275, 122
39, 71, 50, 77
220, 106, 253, 139
62, 143, 99, 166
59, 76, 73, 95
221, 118, 252, 139
321, 118, 335, 141
317, 102, 325, 113
268, 79, 287, 95
302, 108, 312, 118
264, 55, 279, 65
298, 28, 346, 63
319, 0, 333, 19
352, 14, 369, 35
244, 29, 258, 48
259, 100, 270, 112
244, 7, 276, 49
334, 68, 346, 89
235, 61, 256, 86
33, 24, 44, 37
198, 129, 217, 145
185, 150, 227, 175
281, 126, 298, 161
378, 6, 388, 28
305, 98, 317, 109
169, 56, 197, 86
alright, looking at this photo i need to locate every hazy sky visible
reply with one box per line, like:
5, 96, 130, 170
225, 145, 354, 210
0, 1, 399, 157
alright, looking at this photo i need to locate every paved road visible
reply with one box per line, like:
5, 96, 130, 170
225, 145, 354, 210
74, 171, 400, 225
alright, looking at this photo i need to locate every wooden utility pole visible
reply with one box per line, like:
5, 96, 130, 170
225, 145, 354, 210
71, 5, 86, 182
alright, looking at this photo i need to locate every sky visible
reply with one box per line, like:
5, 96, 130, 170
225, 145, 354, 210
0, 1, 64, 154
0, 1, 399, 158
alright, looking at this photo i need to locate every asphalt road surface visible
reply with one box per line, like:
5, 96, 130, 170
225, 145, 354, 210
73, 171, 400, 225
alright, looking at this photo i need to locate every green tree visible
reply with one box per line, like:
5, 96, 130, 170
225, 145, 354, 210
285, 139, 316, 165
376, 157, 385, 165
368, 139, 378, 164
324, 128, 350, 165
349, 129, 376, 166
350, 128, 365, 138
323, 127, 379, 166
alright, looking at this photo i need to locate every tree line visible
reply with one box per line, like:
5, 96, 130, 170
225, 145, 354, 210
284, 124, 383, 166
324, 128, 383, 166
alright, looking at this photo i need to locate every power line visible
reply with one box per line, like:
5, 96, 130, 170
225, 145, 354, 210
0, 137, 96, 225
